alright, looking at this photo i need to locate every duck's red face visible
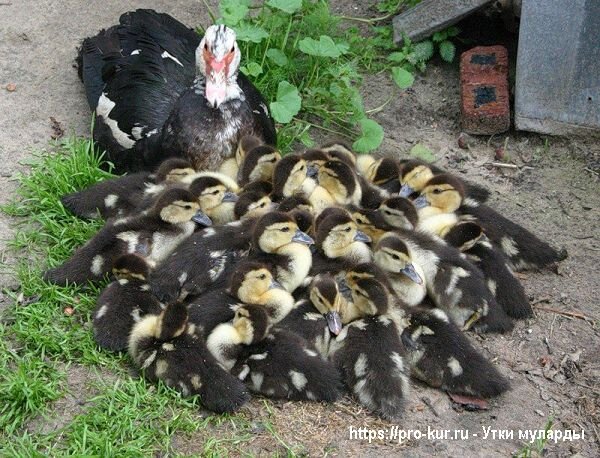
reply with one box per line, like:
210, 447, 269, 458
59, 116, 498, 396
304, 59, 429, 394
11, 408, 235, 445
197, 25, 240, 108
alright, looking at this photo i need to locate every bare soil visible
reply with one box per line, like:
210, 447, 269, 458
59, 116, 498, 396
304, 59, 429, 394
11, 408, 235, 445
1, 1, 599, 456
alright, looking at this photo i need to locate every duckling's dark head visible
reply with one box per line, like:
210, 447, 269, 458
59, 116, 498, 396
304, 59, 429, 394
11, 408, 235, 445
309, 274, 343, 335
413, 174, 465, 213
374, 234, 423, 285
277, 195, 312, 214
236, 135, 263, 164
345, 262, 389, 289
189, 176, 238, 210
366, 157, 400, 187
321, 141, 356, 167
154, 158, 195, 183
315, 208, 371, 257
303, 148, 329, 171
252, 211, 314, 253
196, 24, 241, 108
443, 221, 484, 251
378, 197, 419, 230
111, 254, 150, 281
239, 145, 281, 185
153, 188, 211, 226
242, 180, 273, 195
272, 154, 313, 199
234, 189, 274, 220
350, 277, 390, 316
350, 207, 390, 243
317, 160, 358, 202
399, 160, 435, 197
233, 304, 271, 345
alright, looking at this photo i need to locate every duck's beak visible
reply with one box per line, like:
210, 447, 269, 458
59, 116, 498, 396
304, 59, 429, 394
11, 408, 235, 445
222, 191, 239, 203
400, 263, 423, 284
353, 230, 371, 243
412, 195, 429, 209
306, 164, 319, 179
292, 229, 314, 245
399, 183, 414, 198
401, 329, 420, 350
192, 211, 213, 226
269, 279, 285, 290
462, 310, 482, 331
325, 311, 343, 335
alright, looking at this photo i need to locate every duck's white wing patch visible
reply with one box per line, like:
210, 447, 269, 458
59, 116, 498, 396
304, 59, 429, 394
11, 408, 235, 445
96, 93, 136, 149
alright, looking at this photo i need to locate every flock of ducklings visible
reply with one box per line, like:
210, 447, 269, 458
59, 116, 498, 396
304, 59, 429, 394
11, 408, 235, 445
48, 137, 566, 418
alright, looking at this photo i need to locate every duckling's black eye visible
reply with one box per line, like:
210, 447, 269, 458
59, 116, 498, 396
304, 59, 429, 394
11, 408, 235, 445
260, 202, 266, 208
212, 190, 220, 195
281, 227, 290, 232
299, 165, 305, 171
433, 189, 442, 194
184, 205, 192, 210
259, 274, 266, 280
345, 227, 351, 232
384, 210, 392, 215
392, 254, 400, 260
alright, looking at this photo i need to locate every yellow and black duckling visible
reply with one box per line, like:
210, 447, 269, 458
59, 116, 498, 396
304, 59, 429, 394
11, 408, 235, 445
330, 275, 409, 420
374, 231, 513, 333
444, 221, 533, 319
187, 175, 239, 226
399, 160, 491, 204
277, 274, 345, 358
414, 174, 567, 270
364, 157, 401, 194
61, 158, 195, 220
234, 186, 275, 220
44, 188, 212, 285
229, 325, 343, 402
249, 211, 314, 293
93, 254, 163, 352
128, 301, 250, 413
311, 207, 372, 276
277, 195, 314, 234
271, 154, 317, 201
402, 307, 510, 398
310, 159, 362, 214
218, 134, 263, 180
378, 196, 419, 231
237, 145, 281, 186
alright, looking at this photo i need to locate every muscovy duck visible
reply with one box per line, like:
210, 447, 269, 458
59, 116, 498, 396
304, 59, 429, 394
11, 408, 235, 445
78, 9, 276, 173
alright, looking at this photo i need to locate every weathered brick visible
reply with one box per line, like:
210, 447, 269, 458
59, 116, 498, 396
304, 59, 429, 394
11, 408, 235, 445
460, 46, 510, 135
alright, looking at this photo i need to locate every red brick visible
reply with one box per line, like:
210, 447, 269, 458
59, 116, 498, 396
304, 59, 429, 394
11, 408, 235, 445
460, 45, 510, 135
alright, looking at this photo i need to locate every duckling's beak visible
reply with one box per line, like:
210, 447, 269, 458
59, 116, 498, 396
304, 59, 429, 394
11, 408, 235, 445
412, 195, 429, 209
399, 183, 414, 198
306, 164, 319, 179
222, 191, 239, 203
462, 310, 482, 331
353, 230, 371, 243
401, 329, 419, 350
269, 279, 285, 290
325, 311, 343, 335
192, 211, 213, 226
338, 279, 353, 301
292, 229, 314, 245
400, 264, 423, 284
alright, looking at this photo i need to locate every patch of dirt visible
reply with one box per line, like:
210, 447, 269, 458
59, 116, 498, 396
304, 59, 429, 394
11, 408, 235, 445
2, 1, 599, 456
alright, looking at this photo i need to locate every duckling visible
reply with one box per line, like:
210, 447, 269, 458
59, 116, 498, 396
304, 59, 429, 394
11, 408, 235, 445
249, 211, 314, 293
237, 145, 281, 186
378, 196, 419, 231
93, 254, 163, 352
277, 274, 345, 358
218, 134, 263, 180
364, 157, 401, 194
320, 141, 356, 168
185, 175, 238, 225
271, 154, 316, 201
355, 154, 377, 177
188, 261, 295, 340
128, 301, 250, 413
44, 188, 211, 285
330, 276, 410, 420
402, 307, 510, 398
374, 232, 513, 333
277, 195, 315, 234
444, 221, 533, 318
230, 326, 343, 402
234, 188, 274, 220
310, 160, 362, 214
242, 180, 273, 195
399, 160, 490, 204
311, 207, 372, 276
61, 158, 195, 220
415, 174, 567, 270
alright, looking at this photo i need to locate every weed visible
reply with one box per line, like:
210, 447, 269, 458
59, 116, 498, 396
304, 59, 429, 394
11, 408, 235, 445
515, 417, 554, 458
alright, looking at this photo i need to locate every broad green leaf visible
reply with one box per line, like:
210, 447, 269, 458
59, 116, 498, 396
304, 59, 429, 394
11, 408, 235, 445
219, 0, 249, 26
413, 41, 434, 61
388, 52, 406, 63
240, 62, 263, 77
439, 40, 456, 62
266, 0, 302, 14
299, 129, 315, 147
235, 22, 269, 43
353, 118, 384, 153
410, 144, 436, 162
298, 35, 347, 58
269, 81, 301, 124
266, 48, 288, 66
391, 67, 415, 89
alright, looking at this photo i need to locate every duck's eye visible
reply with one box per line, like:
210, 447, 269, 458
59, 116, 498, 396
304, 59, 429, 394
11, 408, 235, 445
281, 227, 290, 232
184, 205, 192, 210
204, 43, 209, 51
433, 189, 442, 194
230, 45, 235, 53
392, 254, 400, 260
213, 190, 221, 195
259, 274, 266, 280
299, 165, 305, 171
384, 210, 391, 215
345, 227, 351, 232
260, 202, 266, 208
